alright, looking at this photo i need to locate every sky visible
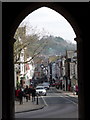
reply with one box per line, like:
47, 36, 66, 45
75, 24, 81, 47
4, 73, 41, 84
20, 7, 76, 44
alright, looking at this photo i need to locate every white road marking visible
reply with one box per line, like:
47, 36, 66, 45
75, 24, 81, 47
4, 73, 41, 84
40, 89, 78, 106
62, 95, 78, 105
42, 96, 63, 97
41, 96, 48, 106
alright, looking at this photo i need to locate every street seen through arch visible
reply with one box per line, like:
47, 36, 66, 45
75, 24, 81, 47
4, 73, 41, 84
14, 7, 78, 118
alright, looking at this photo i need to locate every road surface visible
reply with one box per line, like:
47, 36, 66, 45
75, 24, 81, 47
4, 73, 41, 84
15, 87, 78, 118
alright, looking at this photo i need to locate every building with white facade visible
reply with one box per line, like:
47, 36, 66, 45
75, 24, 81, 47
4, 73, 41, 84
24, 57, 35, 86
14, 48, 25, 88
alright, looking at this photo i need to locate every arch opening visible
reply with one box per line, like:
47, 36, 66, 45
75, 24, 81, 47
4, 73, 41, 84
2, 3, 89, 120
14, 6, 78, 118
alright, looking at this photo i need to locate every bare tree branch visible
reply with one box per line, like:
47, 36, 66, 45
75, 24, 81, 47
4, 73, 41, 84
14, 43, 47, 64
14, 26, 48, 64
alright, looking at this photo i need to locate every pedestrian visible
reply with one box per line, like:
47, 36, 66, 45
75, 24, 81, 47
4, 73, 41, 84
18, 88, 24, 105
75, 84, 78, 95
73, 84, 76, 95
31, 86, 36, 102
24, 85, 29, 102
62, 84, 65, 91
15, 88, 20, 101
28, 85, 32, 100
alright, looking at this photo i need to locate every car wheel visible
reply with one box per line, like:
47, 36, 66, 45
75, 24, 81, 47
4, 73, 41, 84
44, 93, 46, 96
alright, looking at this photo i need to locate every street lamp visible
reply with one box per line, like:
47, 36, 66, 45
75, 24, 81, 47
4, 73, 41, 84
49, 62, 52, 85
40, 64, 44, 82
40, 64, 44, 69
40, 64, 48, 82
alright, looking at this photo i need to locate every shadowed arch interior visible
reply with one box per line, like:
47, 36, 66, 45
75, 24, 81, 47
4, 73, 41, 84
2, 2, 89, 119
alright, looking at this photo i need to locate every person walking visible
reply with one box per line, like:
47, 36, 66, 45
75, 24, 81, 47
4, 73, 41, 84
73, 84, 76, 95
24, 85, 29, 102
15, 88, 20, 101
28, 85, 32, 100
75, 84, 78, 95
31, 87, 36, 102
18, 88, 24, 105
62, 84, 65, 91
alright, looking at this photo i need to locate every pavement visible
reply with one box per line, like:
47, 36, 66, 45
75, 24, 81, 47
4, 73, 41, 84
15, 88, 78, 113
15, 96, 45, 113
56, 89, 78, 98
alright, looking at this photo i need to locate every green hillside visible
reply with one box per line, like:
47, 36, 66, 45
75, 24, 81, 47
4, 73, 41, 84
40, 35, 76, 56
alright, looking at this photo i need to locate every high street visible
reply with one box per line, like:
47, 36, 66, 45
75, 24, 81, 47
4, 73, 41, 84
15, 87, 78, 118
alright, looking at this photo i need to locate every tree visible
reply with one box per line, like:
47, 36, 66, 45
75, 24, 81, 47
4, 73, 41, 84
14, 26, 48, 64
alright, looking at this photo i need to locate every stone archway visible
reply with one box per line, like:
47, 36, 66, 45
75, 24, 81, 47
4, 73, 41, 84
2, 2, 89, 120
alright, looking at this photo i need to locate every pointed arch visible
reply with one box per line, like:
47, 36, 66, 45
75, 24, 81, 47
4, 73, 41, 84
11, 3, 81, 42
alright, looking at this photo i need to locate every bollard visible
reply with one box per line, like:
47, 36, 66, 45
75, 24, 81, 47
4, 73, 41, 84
36, 94, 38, 105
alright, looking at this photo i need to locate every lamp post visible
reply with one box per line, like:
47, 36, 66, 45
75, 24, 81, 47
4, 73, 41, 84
40, 64, 44, 82
49, 62, 52, 85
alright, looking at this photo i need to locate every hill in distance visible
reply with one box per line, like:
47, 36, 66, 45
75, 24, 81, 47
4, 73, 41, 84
40, 35, 76, 56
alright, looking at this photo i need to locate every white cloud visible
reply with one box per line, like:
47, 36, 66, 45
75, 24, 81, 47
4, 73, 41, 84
20, 7, 76, 44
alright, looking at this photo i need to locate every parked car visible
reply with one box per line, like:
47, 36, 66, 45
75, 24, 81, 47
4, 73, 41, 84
36, 86, 47, 96
42, 82, 50, 90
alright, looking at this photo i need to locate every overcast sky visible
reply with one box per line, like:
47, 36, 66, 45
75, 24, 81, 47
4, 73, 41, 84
20, 7, 76, 44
